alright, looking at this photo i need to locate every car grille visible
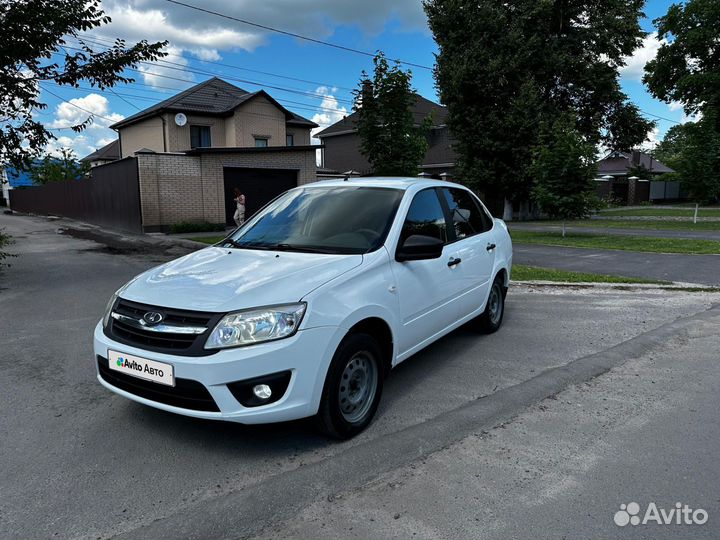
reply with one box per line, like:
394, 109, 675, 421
97, 355, 220, 412
105, 298, 222, 356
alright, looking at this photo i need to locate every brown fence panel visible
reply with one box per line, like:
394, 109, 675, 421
9, 157, 142, 233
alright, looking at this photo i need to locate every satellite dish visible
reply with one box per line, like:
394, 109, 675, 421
174, 113, 187, 127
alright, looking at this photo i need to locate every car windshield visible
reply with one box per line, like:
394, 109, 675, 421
221, 186, 405, 254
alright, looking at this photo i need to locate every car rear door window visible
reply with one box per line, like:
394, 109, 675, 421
400, 189, 448, 244
441, 188, 493, 239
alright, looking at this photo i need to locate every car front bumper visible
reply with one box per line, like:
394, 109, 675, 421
93, 321, 341, 424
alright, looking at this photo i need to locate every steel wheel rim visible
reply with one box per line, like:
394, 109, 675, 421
338, 351, 378, 423
488, 284, 502, 325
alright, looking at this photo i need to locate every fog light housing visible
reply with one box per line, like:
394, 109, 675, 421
227, 371, 291, 407
253, 384, 272, 400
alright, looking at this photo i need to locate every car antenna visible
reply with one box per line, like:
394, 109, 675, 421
342, 170, 359, 181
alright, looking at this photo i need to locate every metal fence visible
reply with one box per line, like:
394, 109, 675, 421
9, 157, 142, 233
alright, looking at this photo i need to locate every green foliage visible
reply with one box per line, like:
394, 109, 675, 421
29, 148, 89, 184
673, 114, 720, 204
0, 0, 166, 171
169, 221, 226, 234
423, 0, 654, 201
644, 0, 720, 203
644, 0, 720, 119
530, 116, 598, 223
353, 52, 432, 176
627, 164, 652, 180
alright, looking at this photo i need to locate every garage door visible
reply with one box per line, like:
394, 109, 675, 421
223, 167, 298, 226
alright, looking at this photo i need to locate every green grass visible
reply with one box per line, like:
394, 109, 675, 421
510, 230, 720, 254
511, 264, 670, 284
186, 235, 225, 245
546, 219, 720, 231
599, 207, 720, 218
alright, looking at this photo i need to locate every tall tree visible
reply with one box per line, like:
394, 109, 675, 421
353, 52, 431, 176
644, 0, 720, 204
423, 0, 654, 211
531, 115, 598, 236
0, 0, 166, 171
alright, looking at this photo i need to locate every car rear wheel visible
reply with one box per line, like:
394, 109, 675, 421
316, 333, 383, 439
478, 276, 506, 333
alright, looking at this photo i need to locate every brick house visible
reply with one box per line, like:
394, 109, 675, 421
71, 77, 320, 231
595, 150, 677, 205
316, 95, 457, 179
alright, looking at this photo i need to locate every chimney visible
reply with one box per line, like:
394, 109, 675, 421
631, 150, 641, 166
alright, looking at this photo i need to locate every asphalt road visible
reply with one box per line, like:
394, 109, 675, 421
513, 243, 720, 285
2, 213, 719, 539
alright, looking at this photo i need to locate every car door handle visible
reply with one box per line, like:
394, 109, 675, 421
486, 243, 496, 251
447, 257, 462, 267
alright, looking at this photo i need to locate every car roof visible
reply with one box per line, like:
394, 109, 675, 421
306, 177, 466, 191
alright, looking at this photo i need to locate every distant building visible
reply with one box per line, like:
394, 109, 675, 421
315, 95, 457, 180
596, 150, 678, 205
80, 140, 120, 168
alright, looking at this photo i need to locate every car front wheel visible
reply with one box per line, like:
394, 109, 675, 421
316, 333, 383, 439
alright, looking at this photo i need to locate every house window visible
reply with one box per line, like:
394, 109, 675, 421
255, 137, 269, 148
286, 134, 294, 146
190, 125, 211, 148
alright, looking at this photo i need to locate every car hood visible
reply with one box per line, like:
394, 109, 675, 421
120, 247, 363, 312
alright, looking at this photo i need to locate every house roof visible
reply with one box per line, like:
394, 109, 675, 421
315, 94, 448, 138
110, 77, 317, 129
598, 151, 674, 175
80, 139, 120, 163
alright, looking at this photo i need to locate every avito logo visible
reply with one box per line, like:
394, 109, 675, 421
614, 502, 708, 527
116, 357, 143, 372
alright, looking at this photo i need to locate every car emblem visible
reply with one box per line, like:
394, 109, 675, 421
143, 311, 164, 325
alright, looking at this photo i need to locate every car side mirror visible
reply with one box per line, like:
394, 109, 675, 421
396, 235, 444, 262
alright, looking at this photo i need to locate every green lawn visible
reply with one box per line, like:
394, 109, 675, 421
510, 230, 720, 254
186, 235, 225, 245
511, 264, 670, 284
599, 207, 720, 218
547, 219, 720, 231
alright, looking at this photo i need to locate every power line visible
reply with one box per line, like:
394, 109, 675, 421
164, 0, 433, 71
77, 33, 356, 93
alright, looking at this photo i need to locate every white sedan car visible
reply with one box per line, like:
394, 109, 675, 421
94, 178, 512, 438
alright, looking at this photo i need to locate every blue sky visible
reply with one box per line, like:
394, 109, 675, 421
40, 0, 686, 158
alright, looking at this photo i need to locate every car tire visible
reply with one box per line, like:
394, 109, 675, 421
315, 332, 384, 439
478, 275, 506, 334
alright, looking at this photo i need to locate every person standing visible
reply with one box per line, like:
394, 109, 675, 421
233, 188, 246, 227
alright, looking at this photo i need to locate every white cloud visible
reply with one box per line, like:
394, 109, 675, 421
668, 101, 684, 112
44, 93, 123, 158
310, 86, 349, 166
138, 45, 195, 89
682, 110, 703, 124
311, 86, 348, 138
639, 126, 660, 151
619, 33, 665, 81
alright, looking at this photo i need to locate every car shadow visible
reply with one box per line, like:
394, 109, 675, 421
117, 308, 513, 454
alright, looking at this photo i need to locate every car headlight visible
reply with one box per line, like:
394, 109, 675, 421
102, 290, 120, 329
205, 303, 307, 349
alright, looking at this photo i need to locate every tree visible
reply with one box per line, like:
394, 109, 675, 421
353, 52, 431, 176
29, 147, 89, 184
644, 0, 720, 123
531, 115, 598, 237
423, 0, 654, 214
652, 123, 689, 176
644, 0, 720, 205
0, 0, 166, 172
